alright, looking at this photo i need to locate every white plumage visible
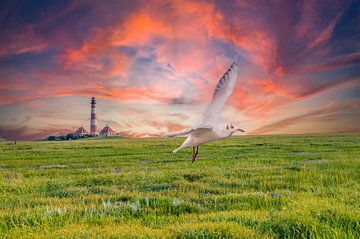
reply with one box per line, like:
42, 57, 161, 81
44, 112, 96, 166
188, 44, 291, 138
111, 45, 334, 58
164, 62, 245, 162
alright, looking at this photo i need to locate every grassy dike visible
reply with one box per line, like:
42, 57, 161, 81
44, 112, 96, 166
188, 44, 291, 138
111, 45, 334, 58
0, 134, 359, 238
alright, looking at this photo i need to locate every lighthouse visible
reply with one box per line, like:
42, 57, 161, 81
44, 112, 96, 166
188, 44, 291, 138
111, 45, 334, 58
90, 97, 97, 135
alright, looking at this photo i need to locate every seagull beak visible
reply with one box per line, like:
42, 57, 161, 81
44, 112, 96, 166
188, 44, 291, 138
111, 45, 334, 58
236, 128, 245, 133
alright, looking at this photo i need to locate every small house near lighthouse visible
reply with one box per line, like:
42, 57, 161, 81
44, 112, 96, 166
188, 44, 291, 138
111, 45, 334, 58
99, 124, 117, 137
74, 126, 88, 137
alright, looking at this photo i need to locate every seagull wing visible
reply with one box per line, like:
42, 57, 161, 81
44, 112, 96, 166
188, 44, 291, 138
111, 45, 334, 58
199, 62, 240, 127
163, 126, 213, 138
163, 129, 193, 138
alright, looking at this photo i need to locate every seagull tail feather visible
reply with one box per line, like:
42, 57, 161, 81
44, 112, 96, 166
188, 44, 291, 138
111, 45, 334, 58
173, 144, 187, 153
172, 137, 191, 153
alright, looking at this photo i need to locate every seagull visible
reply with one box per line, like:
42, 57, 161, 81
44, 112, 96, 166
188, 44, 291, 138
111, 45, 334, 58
164, 62, 245, 163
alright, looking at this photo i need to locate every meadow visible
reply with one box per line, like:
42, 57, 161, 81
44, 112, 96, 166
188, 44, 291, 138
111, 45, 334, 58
0, 134, 359, 238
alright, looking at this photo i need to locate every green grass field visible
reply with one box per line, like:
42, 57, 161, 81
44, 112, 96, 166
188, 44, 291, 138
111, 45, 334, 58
0, 134, 359, 238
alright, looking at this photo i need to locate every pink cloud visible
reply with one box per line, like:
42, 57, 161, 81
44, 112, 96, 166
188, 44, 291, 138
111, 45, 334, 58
309, 13, 342, 49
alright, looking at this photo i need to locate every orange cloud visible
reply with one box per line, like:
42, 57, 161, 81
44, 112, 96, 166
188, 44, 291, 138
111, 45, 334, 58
252, 78, 297, 99
64, 33, 130, 78
111, 13, 172, 46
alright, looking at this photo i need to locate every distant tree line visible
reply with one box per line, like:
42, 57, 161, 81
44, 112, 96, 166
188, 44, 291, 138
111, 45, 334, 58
47, 134, 96, 141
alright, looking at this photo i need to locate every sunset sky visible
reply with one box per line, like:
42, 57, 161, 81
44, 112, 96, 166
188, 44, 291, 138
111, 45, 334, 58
0, 0, 360, 140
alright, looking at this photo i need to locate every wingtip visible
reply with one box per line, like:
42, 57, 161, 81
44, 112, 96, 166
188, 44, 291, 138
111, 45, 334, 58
229, 62, 238, 70
232, 62, 240, 72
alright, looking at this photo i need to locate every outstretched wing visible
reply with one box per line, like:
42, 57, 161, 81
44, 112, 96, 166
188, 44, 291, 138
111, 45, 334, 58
199, 62, 240, 127
163, 126, 212, 138
163, 129, 193, 138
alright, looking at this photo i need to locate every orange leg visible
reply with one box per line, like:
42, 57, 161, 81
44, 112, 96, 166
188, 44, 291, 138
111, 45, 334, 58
191, 147, 195, 162
192, 146, 199, 163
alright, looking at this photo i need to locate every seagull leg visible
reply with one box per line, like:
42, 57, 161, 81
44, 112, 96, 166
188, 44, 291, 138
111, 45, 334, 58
192, 146, 199, 163
191, 147, 195, 161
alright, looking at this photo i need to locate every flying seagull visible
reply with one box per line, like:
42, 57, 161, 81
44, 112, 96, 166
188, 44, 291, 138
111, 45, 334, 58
164, 62, 245, 163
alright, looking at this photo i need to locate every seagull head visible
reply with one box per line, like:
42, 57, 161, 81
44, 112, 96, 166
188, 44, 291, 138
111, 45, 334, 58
225, 122, 245, 135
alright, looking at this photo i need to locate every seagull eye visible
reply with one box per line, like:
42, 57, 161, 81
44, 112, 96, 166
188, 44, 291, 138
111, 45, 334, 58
231, 125, 234, 129
226, 125, 229, 130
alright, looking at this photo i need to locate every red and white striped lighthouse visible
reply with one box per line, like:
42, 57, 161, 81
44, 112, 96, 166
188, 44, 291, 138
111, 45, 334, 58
90, 96, 97, 135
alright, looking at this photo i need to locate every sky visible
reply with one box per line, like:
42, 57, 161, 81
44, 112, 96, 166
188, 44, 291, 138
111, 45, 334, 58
0, 0, 360, 140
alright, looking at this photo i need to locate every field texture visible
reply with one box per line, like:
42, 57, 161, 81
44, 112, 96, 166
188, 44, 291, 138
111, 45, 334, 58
0, 134, 359, 238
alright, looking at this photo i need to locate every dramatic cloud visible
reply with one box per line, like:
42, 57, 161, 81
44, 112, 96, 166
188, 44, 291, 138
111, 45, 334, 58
251, 100, 360, 134
0, 0, 359, 140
